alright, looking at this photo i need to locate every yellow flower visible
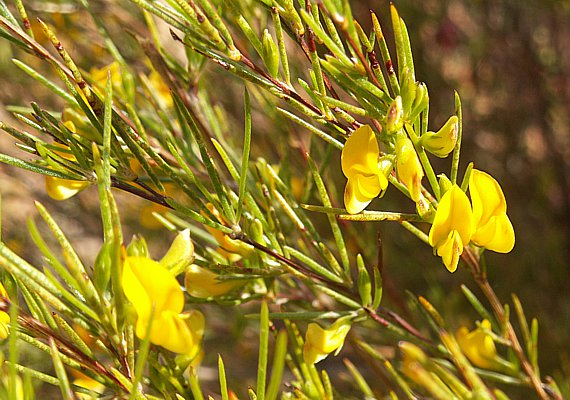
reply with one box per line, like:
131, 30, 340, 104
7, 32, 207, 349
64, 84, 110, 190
395, 136, 424, 202
45, 124, 90, 200
72, 371, 105, 399
205, 204, 254, 259
456, 319, 499, 370
90, 61, 124, 98
148, 70, 173, 109
469, 170, 515, 253
341, 125, 388, 214
303, 320, 351, 365
419, 115, 458, 158
184, 264, 245, 298
46, 176, 91, 201
428, 185, 474, 272
0, 282, 9, 340
122, 256, 204, 354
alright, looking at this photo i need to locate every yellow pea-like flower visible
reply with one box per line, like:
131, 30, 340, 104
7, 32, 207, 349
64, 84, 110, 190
469, 169, 515, 253
45, 176, 91, 201
185, 264, 245, 299
428, 185, 474, 272
419, 115, 458, 158
303, 320, 351, 365
341, 125, 388, 214
122, 256, 204, 354
205, 204, 254, 259
395, 136, 424, 202
90, 61, 124, 97
148, 70, 173, 109
72, 371, 105, 400
0, 282, 9, 340
456, 319, 499, 370
45, 125, 90, 200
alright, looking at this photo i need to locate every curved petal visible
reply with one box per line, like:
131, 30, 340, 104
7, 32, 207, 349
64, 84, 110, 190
160, 229, 195, 272
436, 230, 463, 272
123, 257, 184, 325
429, 185, 473, 248
185, 264, 245, 298
0, 311, 9, 340
344, 177, 372, 214
473, 214, 515, 253
303, 322, 350, 365
151, 311, 197, 354
341, 125, 379, 178
470, 169, 507, 226
45, 177, 90, 200
396, 136, 424, 201
456, 320, 498, 369
354, 173, 382, 199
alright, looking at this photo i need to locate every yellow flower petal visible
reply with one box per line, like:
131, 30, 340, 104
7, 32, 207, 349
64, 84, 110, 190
185, 264, 245, 298
429, 185, 474, 272
73, 373, 105, 399
122, 256, 184, 340
0, 311, 9, 340
149, 70, 173, 109
341, 125, 379, 178
469, 170, 515, 252
303, 321, 351, 365
0, 282, 9, 340
396, 136, 424, 202
436, 230, 463, 273
0, 281, 7, 298
160, 229, 195, 273
470, 170, 507, 225
45, 176, 90, 200
354, 173, 383, 199
429, 185, 473, 249
151, 310, 204, 355
456, 319, 498, 370
344, 177, 372, 214
419, 115, 458, 158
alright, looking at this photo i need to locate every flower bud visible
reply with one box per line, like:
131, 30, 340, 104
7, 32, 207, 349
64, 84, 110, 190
385, 96, 403, 135
416, 196, 434, 221
438, 174, 452, 196
262, 29, 279, 78
185, 264, 245, 299
419, 116, 458, 158
456, 319, 500, 370
126, 234, 149, 258
160, 229, 195, 275
408, 82, 428, 121
395, 136, 423, 202
400, 68, 416, 116
399, 341, 428, 364
356, 254, 372, 306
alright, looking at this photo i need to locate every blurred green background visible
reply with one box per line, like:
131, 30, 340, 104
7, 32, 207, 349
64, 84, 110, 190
0, 0, 569, 396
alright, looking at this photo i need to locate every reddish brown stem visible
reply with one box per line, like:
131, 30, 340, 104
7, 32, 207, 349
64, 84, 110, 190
462, 247, 553, 399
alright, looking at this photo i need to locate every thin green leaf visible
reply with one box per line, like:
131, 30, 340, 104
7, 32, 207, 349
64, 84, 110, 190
256, 301, 269, 400
237, 88, 252, 223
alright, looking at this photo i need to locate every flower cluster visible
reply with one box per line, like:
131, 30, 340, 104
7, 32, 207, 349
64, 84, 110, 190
341, 119, 514, 273
429, 170, 515, 272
